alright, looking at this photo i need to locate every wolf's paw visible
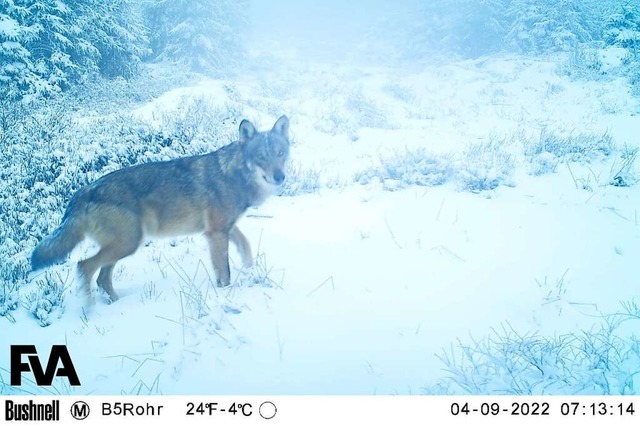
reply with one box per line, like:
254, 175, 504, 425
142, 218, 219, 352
216, 279, 231, 288
105, 292, 119, 304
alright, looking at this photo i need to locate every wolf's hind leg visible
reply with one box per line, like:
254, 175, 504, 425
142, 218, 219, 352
230, 225, 253, 268
96, 265, 119, 303
78, 241, 138, 306
78, 215, 142, 306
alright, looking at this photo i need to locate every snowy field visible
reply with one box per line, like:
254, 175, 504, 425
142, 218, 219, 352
2, 47, 640, 395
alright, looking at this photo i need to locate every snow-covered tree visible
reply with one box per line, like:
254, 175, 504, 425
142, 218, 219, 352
0, 0, 97, 100
77, 0, 151, 78
442, 0, 508, 57
407, 0, 508, 58
506, 0, 594, 54
604, 1, 640, 57
147, 0, 247, 73
0, 0, 150, 100
0, 9, 33, 99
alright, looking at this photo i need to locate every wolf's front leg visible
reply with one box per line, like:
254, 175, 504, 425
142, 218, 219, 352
230, 225, 253, 268
205, 231, 231, 287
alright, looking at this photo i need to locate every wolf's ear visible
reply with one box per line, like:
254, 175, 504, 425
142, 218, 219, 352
239, 119, 256, 143
271, 115, 289, 139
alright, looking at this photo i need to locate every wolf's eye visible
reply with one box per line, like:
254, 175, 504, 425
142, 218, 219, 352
277, 150, 284, 157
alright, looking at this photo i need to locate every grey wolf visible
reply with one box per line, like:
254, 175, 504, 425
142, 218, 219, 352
31, 116, 290, 304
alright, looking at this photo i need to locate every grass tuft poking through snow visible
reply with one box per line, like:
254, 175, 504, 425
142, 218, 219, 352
279, 162, 322, 196
457, 136, 516, 192
609, 145, 640, 187
0, 280, 19, 321
525, 129, 615, 170
234, 250, 282, 290
431, 302, 640, 395
354, 135, 516, 193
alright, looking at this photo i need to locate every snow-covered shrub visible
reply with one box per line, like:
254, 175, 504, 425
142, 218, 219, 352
356, 147, 453, 191
0, 99, 72, 285
313, 83, 390, 137
524, 129, 614, 169
25, 273, 67, 327
357, 142, 516, 193
68, 64, 197, 116
345, 87, 390, 129
384, 148, 453, 188
630, 62, 640, 96
383, 82, 417, 104
529, 152, 559, 176
0, 94, 30, 147
151, 97, 241, 151
457, 138, 516, 192
314, 99, 359, 140
278, 163, 321, 196
558, 46, 604, 79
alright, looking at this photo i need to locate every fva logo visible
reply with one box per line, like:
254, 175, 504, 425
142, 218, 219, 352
10, 345, 81, 386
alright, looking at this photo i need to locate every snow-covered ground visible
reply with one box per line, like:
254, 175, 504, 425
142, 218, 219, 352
2, 49, 639, 395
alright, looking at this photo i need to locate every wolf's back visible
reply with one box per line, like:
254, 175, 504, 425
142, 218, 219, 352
31, 213, 84, 271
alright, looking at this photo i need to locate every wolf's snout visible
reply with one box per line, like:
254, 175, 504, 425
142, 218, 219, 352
274, 170, 285, 185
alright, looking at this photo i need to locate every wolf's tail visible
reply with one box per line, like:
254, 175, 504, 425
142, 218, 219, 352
31, 215, 84, 271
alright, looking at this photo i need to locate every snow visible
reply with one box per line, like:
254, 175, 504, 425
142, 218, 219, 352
0, 17, 20, 39
2, 50, 640, 395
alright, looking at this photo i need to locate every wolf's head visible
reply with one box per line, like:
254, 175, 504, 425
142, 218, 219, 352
240, 115, 290, 189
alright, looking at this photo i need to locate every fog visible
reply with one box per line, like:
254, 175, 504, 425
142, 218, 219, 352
242, 1, 620, 67
246, 0, 417, 62
2, 0, 639, 398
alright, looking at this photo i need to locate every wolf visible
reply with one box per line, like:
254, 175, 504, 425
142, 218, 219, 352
31, 115, 290, 304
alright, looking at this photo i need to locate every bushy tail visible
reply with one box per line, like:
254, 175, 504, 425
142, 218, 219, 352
31, 217, 83, 271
